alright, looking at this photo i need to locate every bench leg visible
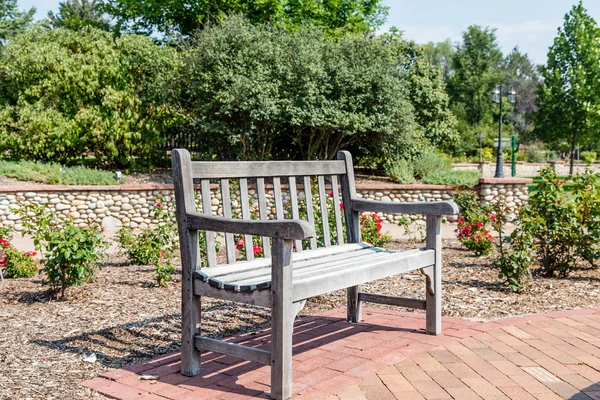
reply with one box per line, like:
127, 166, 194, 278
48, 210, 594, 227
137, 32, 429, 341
271, 239, 294, 400
425, 215, 442, 335
347, 285, 362, 323
181, 229, 202, 376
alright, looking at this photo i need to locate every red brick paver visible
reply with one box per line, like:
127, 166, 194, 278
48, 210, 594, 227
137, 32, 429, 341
82, 307, 600, 399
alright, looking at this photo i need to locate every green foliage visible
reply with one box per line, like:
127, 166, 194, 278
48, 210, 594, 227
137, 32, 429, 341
117, 200, 179, 286
454, 191, 494, 256
526, 142, 547, 163
0, 160, 117, 185
0, 27, 179, 169
18, 203, 106, 299
0, 224, 12, 241
448, 25, 505, 128
397, 217, 425, 243
421, 39, 454, 80
481, 147, 494, 162
0, 245, 38, 278
581, 151, 596, 165
360, 213, 391, 248
413, 153, 450, 180
490, 195, 533, 292
534, 2, 600, 175
0, 0, 34, 41
100, 0, 388, 37
385, 159, 415, 184
422, 169, 480, 188
47, 0, 110, 31
178, 17, 450, 164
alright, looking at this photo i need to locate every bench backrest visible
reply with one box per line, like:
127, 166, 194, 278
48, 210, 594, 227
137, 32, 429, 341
172, 149, 360, 268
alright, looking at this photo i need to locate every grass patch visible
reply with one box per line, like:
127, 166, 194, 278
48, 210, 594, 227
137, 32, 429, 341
0, 160, 117, 185
422, 169, 481, 188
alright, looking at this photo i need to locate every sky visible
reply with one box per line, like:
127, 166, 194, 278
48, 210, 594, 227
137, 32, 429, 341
18, 0, 600, 65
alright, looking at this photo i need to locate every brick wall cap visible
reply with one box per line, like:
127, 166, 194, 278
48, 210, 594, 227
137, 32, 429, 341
479, 177, 533, 184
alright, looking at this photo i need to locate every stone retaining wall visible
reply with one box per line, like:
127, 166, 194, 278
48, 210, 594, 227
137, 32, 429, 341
454, 161, 600, 177
0, 179, 529, 231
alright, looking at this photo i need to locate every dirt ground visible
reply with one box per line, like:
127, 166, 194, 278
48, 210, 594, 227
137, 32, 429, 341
1, 238, 600, 400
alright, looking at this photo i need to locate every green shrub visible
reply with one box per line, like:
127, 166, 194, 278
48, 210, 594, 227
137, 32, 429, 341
481, 147, 494, 162
385, 159, 415, 184
0, 27, 179, 169
0, 160, 117, 185
0, 246, 39, 278
360, 213, 391, 247
423, 169, 480, 187
454, 191, 494, 256
117, 201, 179, 286
527, 143, 547, 163
515, 152, 528, 162
581, 151, 597, 165
413, 153, 450, 180
18, 203, 107, 299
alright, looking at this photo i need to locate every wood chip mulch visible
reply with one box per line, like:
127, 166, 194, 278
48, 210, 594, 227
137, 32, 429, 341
1, 239, 600, 399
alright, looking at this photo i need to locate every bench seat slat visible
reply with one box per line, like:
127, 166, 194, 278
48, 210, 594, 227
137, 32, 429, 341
194, 246, 433, 299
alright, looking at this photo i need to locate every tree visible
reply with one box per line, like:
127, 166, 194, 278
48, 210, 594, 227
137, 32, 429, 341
421, 39, 454, 80
177, 16, 456, 163
47, 0, 111, 31
534, 2, 600, 175
0, 0, 35, 42
0, 27, 179, 168
100, 0, 388, 37
448, 25, 505, 128
503, 47, 539, 140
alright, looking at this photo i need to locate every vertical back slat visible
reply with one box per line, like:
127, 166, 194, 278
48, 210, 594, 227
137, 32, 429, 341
201, 179, 217, 267
273, 177, 284, 220
331, 175, 344, 245
303, 176, 318, 250
220, 178, 236, 264
256, 178, 271, 257
317, 175, 331, 247
240, 178, 254, 261
288, 177, 303, 252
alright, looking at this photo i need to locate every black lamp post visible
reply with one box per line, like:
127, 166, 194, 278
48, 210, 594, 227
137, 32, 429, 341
492, 85, 516, 178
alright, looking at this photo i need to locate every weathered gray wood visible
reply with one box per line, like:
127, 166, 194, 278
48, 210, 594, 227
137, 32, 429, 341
256, 177, 271, 257
201, 179, 217, 268
270, 238, 294, 400
425, 215, 442, 335
337, 151, 362, 323
317, 175, 331, 247
186, 212, 313, 240
193, 275, 272, 307
303, 176, 318, 250
240, 178, 254, 261
172, 149, 202, 376
273, 177, 284, 221
205, 243, 370, 279
352, 199, 460, 216
220, 179, 236, 264
192, 160, 346, 179
330, 175, 344, 245
293, 249, 434, 302
288, 176, 303, 252
221, 247, 387, 286
195, 336, 271, 365
358, 293, 426, 310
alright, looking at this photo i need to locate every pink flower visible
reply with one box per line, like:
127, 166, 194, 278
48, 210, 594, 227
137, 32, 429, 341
476, 221, 483, 228
236, 238, 245, 250
328, 190, 334, 197
340, 202, 344, 210
253, 245, 263, 256
155, 201, 163, 208
490, 215, 496, 221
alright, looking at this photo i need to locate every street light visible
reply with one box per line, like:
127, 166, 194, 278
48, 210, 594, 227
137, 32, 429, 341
491, 85, 516, 178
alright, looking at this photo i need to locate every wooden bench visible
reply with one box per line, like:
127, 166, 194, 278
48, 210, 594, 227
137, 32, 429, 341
172, 149, 458, 399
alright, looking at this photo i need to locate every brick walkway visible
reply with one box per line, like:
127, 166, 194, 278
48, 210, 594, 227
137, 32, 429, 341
82, 307, 600, 399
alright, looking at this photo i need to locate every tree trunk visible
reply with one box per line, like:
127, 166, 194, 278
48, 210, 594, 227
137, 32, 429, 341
569, 131, 577, 176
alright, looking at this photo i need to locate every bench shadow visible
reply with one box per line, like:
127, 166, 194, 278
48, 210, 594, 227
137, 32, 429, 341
569, 383, 600, 399
89, 315, 425, 398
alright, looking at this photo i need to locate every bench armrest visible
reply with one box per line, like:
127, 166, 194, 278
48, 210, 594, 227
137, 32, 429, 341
351, 199, 459, 216
186, 212, 314, 240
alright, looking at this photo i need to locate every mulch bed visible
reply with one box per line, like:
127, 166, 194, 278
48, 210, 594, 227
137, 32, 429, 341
1, 238, 600, 399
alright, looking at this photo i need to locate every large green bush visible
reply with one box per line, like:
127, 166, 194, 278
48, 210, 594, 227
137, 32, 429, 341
178, 17, 456, 163
0, 27, 179, 169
